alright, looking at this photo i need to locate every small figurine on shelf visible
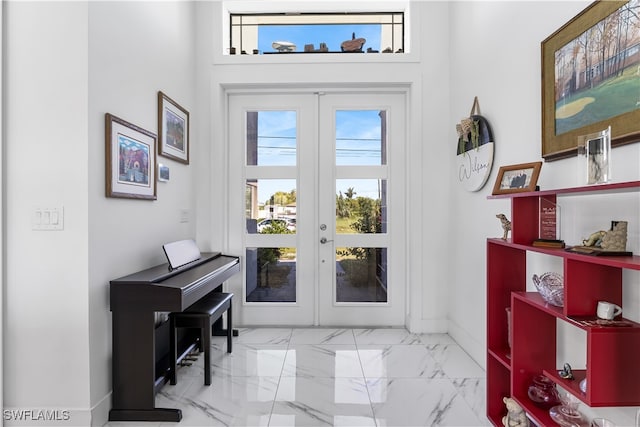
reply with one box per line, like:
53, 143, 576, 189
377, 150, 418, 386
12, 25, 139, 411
502, 397, 530, 427
496, 214, 511, 240
583, 230, 606, 247
574, 221, 630, 255
558, 362, 574, 380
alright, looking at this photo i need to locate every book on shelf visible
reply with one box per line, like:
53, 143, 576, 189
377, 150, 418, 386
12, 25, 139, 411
532, 239, 565, 248
565, 246, 632, 256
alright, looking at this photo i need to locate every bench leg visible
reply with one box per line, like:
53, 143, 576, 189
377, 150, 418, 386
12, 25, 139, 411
203, 317, 211, 386
169, 314, 177, 385
227, 305, 232, 353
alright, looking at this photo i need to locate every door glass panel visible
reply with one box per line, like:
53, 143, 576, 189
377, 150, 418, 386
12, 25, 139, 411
336, 179, 386, 234
336, 110, 386, 166
246, 179, 297, 234
246, 110, 297, 166
336, 247, 387, 303
246, 247, 296, 302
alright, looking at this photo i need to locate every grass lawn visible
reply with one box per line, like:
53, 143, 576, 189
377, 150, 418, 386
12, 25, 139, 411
336, 216, 356, 234
556, 66, 640, 135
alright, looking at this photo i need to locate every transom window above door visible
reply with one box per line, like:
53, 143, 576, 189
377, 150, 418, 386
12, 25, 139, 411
229, 12, 404, 55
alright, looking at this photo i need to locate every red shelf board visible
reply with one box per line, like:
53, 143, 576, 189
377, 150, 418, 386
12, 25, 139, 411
511, 395, 554, 426
544, 368, 588, 403
487, 238, 640, 270
512, 292, 563, 317
513, 292, 640, 330
487, 180, 640, 199
488, 348, 512, 370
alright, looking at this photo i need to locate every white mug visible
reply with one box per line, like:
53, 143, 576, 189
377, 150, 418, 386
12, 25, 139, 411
597, 301, 622, 320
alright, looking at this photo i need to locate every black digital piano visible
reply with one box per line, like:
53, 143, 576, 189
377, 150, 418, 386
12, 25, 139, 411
108, 252, 240, 422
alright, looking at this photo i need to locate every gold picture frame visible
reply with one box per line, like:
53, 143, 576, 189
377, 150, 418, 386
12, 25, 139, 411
492, 161, 542, 195
541, 0, 640, 161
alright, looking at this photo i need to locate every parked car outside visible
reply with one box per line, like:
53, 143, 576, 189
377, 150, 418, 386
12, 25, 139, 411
257, 218, 296, 232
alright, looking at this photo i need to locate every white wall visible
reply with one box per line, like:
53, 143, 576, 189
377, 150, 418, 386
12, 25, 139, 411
448, 2, 640, 424
87, 2, 197, 423
4, 1, 198, 425
5, 2, 91, 425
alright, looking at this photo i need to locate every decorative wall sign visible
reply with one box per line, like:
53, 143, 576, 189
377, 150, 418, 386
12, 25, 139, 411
455, 97, 495, 192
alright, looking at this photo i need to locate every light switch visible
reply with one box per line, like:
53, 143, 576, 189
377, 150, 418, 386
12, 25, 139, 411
180, 209, 190, 223
32, 206, 64, 230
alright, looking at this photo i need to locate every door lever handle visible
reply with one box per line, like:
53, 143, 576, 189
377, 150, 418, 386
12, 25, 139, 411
320, 237, 333, 244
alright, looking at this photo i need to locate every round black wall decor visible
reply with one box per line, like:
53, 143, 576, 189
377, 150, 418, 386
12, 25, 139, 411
455, 98, 494, 192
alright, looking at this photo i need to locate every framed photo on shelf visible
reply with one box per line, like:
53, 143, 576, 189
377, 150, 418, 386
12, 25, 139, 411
492, 161, 542, 195
105, 113, 157, 200
158, 91, 190, 164
541, 0, 640, 161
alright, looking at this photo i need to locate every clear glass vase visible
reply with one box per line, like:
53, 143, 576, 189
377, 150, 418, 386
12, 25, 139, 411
578, 127, 611, 185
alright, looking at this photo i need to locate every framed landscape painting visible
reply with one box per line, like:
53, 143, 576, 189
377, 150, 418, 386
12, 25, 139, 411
158, 91, 190, 164
542, 0, 640, 160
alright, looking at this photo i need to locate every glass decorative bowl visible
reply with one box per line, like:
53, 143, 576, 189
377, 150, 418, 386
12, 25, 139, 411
532, 272, 564, 307
527, 374, 561, 409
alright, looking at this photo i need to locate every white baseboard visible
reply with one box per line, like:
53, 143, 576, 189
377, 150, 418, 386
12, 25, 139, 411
405, 313, 448, 334
405, 314, 485, 370
91, 392, 111, 427
447, 320, 485, 370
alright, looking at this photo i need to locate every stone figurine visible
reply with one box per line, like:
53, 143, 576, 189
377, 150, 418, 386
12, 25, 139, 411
502, 397, 530, 427
601, 221, 628, 251
582, 221, 628, 251
583, 230, 606, 247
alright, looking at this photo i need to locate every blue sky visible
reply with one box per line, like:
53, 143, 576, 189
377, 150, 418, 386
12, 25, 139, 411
258, 24, 381, 53
254, 110, 384, 205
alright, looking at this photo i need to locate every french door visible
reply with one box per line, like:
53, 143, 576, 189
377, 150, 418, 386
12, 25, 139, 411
227, 91, 406, 326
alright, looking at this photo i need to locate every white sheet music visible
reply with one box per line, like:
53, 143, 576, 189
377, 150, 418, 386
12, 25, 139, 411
162, 239, 201, 270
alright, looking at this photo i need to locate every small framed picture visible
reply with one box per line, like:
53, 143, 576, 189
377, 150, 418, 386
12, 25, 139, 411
105, 113, 157, 200
158, 164, 170, 182
492, 161, 542, 195
158, 91, 189, 164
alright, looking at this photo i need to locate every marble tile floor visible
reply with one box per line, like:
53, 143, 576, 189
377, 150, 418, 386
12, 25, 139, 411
106, 328, 489, 427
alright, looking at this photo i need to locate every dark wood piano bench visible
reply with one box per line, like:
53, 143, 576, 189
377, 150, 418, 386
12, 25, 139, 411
169, 292, 233, 386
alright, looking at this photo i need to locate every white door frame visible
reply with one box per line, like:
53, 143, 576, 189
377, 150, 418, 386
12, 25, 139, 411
225, 87, 408, 327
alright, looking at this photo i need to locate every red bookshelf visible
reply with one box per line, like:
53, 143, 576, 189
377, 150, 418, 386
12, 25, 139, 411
486, 181, 640, 426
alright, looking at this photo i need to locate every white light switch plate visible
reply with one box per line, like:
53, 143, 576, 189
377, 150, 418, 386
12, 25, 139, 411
32, 205, 64, 230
